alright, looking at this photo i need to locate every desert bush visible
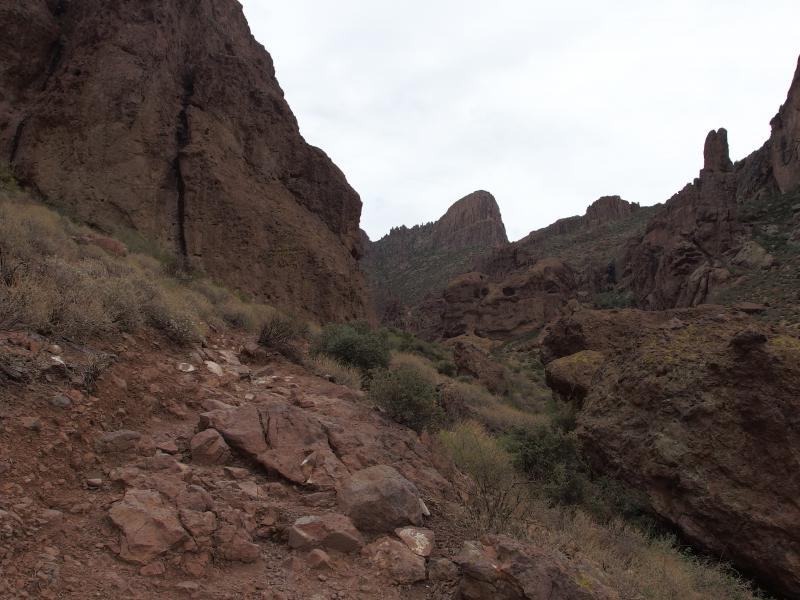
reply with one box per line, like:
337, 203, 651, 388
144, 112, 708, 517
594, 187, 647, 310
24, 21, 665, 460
507, 425, 589, 506
258, 313, 308, 361
368, 364, 443, 433
306, 354, 361, 390
439, 380, 547, 432
312, 321, 390, 373
439, 422, 530, 533
390, 351, 441, 383
385, 327, 452, 363
593, 289, 634, 309
436, 359, 456, 377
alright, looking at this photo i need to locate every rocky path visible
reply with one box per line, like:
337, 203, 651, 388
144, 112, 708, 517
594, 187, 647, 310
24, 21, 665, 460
0, 329, 471, 599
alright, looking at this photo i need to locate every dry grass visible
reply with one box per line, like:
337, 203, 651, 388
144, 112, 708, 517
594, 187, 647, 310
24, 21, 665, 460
306, 354, 362, 390
390, 351, 442, 383
438, 422, 768, 600
0, 194, 281, 344
439, 379, 548, 432
438, 422, 531, 533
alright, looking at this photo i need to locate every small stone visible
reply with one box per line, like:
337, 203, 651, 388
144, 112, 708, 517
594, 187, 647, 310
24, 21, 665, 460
204, 361, 224, 377
50, 394, 72, 409
306, 549, 332, 570
175, 581, 200, 592
156, 440, 179, 454
428, 557, 459, 581
139, 561, 165, 577
96, 430, 141, 454
177, 363, 197, 373
21, 417, 42, 432
395, 526, 435, 557
48, 344, 63, 355
190, 429, 230, 465
223, 466, 250, 480
86, 478, 103, 489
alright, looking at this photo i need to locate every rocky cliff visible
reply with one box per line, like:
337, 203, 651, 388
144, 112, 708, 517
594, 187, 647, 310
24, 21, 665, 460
542, 306, 800, 597
361, 190, 508, 317
0, 0, 368, 322
409, 195, 650, 340
621, 57, 800, 313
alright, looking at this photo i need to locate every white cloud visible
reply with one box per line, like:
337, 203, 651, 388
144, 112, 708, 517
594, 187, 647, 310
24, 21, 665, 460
240, 0, 800, 241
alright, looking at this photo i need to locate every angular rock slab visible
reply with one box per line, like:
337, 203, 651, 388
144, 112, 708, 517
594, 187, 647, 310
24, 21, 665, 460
395, 526, 434, 557
339, 465, 424, 532
108, 489, 187, 564
362, 536, 426, 585
190, 428, 230, 465
199, 401, 349, 488
287, 513, 363, 553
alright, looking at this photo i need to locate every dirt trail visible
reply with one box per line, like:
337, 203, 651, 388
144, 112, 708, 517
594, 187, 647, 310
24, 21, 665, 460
0, 329, 471, 599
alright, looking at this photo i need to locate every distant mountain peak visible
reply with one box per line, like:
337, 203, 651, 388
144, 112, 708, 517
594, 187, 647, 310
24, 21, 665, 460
432, 190, 508, 250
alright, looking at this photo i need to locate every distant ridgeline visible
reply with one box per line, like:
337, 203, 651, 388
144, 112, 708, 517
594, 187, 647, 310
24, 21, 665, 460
360, 190, 508, 317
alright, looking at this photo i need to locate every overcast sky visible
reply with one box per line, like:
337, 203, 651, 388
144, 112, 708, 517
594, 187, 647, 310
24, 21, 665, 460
240, 1, 799, 241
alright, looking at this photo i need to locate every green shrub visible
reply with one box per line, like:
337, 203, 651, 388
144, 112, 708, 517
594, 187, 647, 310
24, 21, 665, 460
593, 289, 634, 309
368, 365, 443, 433
313, 321, 390, 373
386, 328, 452, 363
436, 359, 456, 377
258, 314, 308, 361
507, 426, 588, 506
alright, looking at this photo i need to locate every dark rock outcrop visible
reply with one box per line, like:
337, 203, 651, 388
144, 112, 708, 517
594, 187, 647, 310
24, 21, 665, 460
361, 191, 508, 316
542, 306, 800, 598
438, 258, 576, 340
1, 0, 368, 321
770, 56, 800, 194
621, 59, 800, 312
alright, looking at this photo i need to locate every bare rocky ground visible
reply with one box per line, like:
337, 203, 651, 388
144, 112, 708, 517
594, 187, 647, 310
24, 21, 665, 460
0, 328, 479, 600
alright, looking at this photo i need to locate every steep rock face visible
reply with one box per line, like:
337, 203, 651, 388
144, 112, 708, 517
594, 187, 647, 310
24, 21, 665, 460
771, 56, 800, 194
1, 0, 368, 321
438, 258, 575, 340
622, 59, 800, 311
542, 306, 800, 598
361, 190, 508, 316
429, 190, 509, 249
620, 136, 747, 310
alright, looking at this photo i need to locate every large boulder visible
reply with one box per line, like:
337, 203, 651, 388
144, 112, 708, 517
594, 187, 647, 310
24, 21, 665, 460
455, 536, 617, 600
338, 465, 424, 533
542, 306, 800, 598
108, 489, 187, 565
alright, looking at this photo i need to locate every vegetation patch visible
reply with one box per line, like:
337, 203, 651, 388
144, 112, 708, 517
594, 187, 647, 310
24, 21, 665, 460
368, 364, 443, 433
